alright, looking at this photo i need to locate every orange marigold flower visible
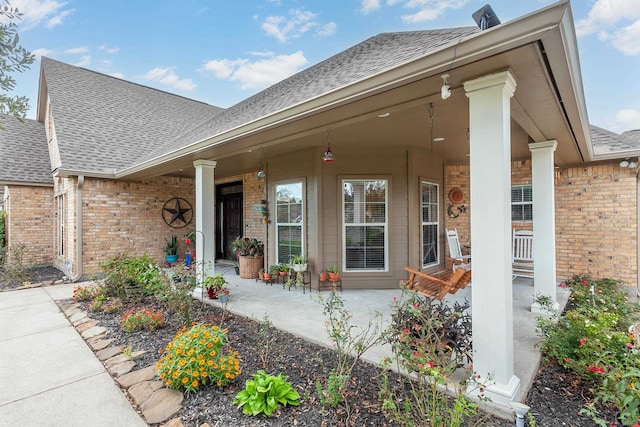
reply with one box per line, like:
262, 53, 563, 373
202, 371, 208, 378
182, 377, 189, 384
207, 360, 213, 366
192, 380, 198, 388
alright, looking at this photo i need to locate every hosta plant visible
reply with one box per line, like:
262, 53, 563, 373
233, 370, 300, 417
156, 323, 241, 392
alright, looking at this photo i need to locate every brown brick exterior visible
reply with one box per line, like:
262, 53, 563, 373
445, 160, 638, 286
4, 185, 54, 266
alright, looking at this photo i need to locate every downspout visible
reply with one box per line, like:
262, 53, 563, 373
71, 175, 84, 282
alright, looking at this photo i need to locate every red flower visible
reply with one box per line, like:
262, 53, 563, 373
428, 361, 435, 368
185, 238, 191, 245
581, 280, 588, 285
559, 282, 567, 288
579, 337, 587, 347
403, 328, 409, 335
563, 357, 571, 363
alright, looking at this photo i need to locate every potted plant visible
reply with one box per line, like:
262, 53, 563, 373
258, 268, 265, 281
278, 263, 290, 277
290, 254, 308, 272
327, 265, 340, 282
203, 274, 229, 299
164, 235, 179, 263
319, 270, 328, 282
231, 237, 264, 279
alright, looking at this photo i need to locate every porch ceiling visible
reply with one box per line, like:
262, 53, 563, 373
120, 2, 587, 181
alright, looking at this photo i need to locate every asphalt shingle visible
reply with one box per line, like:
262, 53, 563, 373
591, 124, 640, 154
0, 116, 51, 185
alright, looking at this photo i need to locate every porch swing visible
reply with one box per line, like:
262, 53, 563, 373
403, 260, 471, 301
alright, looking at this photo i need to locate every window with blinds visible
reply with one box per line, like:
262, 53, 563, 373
343, 179, 387, 271
275, 182, 303, 264
421, 182, 439, 267
512, 184, 533, 221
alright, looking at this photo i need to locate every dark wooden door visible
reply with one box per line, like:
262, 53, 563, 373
216, 183, 243, 259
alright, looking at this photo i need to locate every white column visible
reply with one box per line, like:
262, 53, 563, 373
464, 70, 520, 406
529, 140, 558, 312
194, 159, 217, 284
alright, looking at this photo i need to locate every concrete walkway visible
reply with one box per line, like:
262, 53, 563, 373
0, 283, 146, 427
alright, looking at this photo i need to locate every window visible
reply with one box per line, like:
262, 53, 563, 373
57, 195, 64, 256
343, 179, 387, 271
275, 182, 304, 264
421, 182, 439, 267
512, 185, 533, 221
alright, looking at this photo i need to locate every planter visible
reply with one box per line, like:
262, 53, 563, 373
263, 273, 272, 282
328, 272, 340, 282
238, 255, 263, 279
207, 287, 217, 299
319, 272, 328, 281
219, 294, 229, 303
292, 263, 308, 272
165, 254, 179, 263
279, 271, 288, 278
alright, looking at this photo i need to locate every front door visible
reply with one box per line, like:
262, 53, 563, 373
216, 182, 243, 259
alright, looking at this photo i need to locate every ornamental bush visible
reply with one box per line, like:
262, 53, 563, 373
120, 308, 164, 332
156, 323, 242, 393
233, 370, 300, 417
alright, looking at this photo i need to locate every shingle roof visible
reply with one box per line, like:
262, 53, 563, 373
138, 27, 479, 165
591, 125, 640, 155
0, 116, 51, 185
41, 57, 224, 174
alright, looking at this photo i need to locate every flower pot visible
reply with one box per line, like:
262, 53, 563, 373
319, 272, 328, 281
165, 254, 179, 263
263, 273, 272, 281
328, 272, 340, 282
238, 255, 263, 279
207, 287, 217, 299
292, 263, 308, 272
219, 294, 229, 303
279, 271, 287, 277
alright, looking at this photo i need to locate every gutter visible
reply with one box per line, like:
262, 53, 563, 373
71, 175, 84, 282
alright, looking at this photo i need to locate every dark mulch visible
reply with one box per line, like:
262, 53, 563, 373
0, 265, 66, 290
1, 266, 620, 426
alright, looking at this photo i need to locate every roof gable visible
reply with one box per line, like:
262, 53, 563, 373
41, 57, 224, 175
591, 124, 640, 155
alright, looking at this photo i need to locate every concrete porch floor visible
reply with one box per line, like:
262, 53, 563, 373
194, 266, 571, 412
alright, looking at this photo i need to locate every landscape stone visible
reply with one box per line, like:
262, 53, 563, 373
81, 325, 106, 339
76, 319, 100, 333
88, 338, 114, 351
63, 305, 82, 317
128, 380, 164, 406
141, 388, 183, 424
105, 350, 147, 368
109, 360, 136, 377
68, 311, 87, 324
117, 365, 157, 389
72, 316, 91, 327
96, 345, 123, 361
161, 417, 184, 427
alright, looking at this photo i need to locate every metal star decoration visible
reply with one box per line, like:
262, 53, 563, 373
162, 197, 193, 228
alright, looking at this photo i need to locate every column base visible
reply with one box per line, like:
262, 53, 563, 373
470, 374, 521, 408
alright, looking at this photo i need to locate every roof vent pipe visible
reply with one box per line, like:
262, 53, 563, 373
472, 4, 500, 30
71, 175, 84, 282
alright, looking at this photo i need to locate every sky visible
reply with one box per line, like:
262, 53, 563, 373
7, 0, 640, 134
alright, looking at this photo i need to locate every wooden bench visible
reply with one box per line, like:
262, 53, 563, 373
403, 266, 471, 300
512, 229, 534, 279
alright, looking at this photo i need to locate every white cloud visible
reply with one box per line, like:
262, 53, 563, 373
261, 9, 319, 42
399, 0, 469, 23
318, 22, 337, 37
99, 44, 120, 54
64, 47, 88, 54
608, 108, 640, 133
109, 72, 125, 79
9, 0, 74, 30
74, 55, 91, 67
202, 51, 308, 90
143, 67, 196, 91
576, 0, 640, 56
31, 47, 52, 58
361, 0, 381, 14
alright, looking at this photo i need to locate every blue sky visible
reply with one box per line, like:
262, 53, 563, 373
9, 0, 640, 133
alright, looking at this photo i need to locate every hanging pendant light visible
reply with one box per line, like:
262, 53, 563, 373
257, 147, 266, 178
322, 128, 334, 162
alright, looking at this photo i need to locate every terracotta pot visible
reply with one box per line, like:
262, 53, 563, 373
319, 272, 328, 281
279, 271, 287, 277
263, 273, 272, 281
328, 272, 340, 282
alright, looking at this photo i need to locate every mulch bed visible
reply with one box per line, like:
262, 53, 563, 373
1, 266, 620, 426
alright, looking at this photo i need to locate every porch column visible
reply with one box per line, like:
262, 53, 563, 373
194, 160, 217, 284
464, 70, 520, 406
529, 140, 558, 312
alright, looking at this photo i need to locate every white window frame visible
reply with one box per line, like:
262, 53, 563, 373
57, 194, 64, 256
274, 180, 305, 264
421, 181, 439, 268
342, 178, 389, 272
512, 184, 533, 222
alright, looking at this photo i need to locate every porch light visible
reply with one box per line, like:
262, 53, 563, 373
323, 128, 334, 162
441, 73, 451, 100
620, 158, 638, 168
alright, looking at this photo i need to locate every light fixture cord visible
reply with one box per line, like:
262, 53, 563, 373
429, 103, 435, 165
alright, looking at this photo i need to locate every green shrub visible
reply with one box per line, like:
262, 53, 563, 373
156, 323, 241, 392
100, 253, 167, 298
233, 370, 300, 416
119, 308, 164, 332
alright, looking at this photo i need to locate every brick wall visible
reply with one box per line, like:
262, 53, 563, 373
445, 161, 638, 286
218, 172, 267, 243
4, 185, 54, 266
